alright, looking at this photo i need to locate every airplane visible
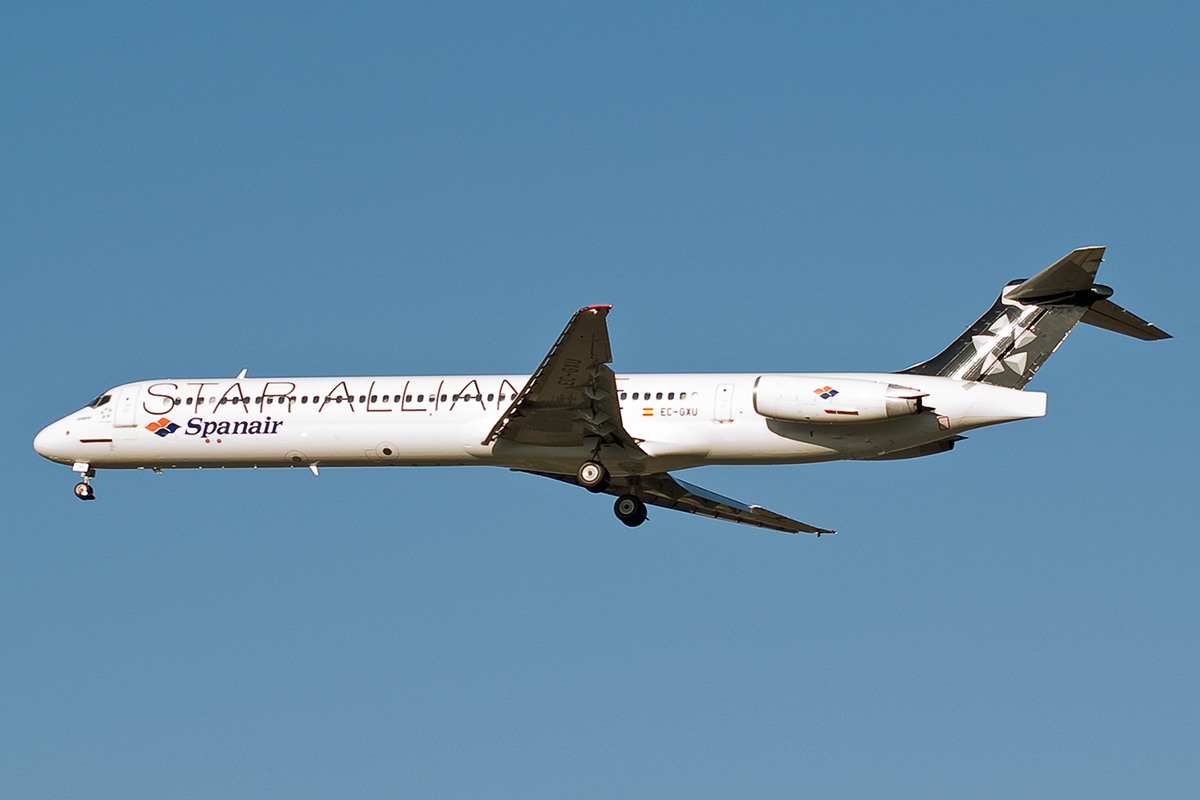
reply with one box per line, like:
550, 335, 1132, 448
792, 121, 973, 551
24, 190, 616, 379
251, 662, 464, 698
33, 246, 1169, 535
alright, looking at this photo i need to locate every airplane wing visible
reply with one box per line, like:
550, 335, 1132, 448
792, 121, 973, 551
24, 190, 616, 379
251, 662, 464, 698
519, 469, 836, 535
483, 305, 643, 452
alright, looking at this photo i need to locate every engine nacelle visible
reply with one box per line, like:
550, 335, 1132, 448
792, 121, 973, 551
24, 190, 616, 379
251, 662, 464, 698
753, 376, 926, 424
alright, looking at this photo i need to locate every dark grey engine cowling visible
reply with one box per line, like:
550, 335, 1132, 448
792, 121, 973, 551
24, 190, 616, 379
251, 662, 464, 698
752, 376, 927, 424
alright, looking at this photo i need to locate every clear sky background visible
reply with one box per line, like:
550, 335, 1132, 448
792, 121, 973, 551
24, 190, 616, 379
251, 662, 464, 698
3, 3, 1197, 798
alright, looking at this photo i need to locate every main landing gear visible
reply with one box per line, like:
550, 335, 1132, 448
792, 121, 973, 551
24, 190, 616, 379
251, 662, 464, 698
613, 494, 647, 527
73, 463, 96, 501
577, 460, 610, 493
577, 461, 647, 527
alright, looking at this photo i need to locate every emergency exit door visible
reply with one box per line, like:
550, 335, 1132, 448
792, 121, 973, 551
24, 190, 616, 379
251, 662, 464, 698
713, 383, 734, 422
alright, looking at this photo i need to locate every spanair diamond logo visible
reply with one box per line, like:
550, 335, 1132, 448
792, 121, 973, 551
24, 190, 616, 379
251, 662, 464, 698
146, 417, 180, 437
814, 386, 839, 399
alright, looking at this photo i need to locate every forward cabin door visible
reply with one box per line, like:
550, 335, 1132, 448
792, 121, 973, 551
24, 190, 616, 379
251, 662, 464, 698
113, 385, 141, 427
714, 383, 734, 423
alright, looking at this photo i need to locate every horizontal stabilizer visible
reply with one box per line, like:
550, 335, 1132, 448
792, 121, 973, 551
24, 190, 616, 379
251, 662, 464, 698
1007, 246, 1105, 302
1080, 298, 1172, 341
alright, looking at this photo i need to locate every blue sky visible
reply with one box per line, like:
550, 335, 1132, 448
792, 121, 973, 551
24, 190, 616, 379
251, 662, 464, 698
3, 3, 1197, 797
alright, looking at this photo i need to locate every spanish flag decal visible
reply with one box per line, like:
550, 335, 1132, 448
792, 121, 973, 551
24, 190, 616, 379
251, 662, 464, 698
642, 408, 654, 416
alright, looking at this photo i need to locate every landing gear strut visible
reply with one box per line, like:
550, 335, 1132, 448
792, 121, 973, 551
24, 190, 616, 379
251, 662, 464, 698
73, 463, 96, 501
613, 494, 647, 527
577, 461, 610, 493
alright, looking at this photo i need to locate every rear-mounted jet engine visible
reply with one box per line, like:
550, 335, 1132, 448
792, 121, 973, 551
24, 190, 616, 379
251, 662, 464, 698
752, 376, 928, 423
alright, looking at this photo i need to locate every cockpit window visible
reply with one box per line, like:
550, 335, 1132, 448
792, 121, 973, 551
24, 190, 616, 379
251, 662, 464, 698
87, 394, 112, 408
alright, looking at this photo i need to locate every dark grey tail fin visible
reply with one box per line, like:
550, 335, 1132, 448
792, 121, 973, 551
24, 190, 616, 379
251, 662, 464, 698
899, 247, 1170, 389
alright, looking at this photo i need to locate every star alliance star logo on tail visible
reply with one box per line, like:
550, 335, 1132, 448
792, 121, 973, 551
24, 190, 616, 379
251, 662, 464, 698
146, 417, 180, 437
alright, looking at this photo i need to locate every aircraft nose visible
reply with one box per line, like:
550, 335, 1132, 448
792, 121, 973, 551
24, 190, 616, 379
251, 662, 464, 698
33, 420, 72, 463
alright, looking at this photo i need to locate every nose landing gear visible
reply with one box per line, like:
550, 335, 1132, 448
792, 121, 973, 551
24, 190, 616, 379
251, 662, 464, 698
72, 462, 96, 501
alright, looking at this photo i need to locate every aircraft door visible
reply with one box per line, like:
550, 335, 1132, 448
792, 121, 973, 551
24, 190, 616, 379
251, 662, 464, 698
714, 383, 734, 423
113, 385, 141, 427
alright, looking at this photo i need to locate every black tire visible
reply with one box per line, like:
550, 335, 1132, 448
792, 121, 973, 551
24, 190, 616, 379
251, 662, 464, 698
613, 494, 647, 527
577, 461, 609, 493
74, 482, 94, 501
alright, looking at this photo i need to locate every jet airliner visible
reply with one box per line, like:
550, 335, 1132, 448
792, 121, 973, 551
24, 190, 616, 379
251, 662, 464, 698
34, 247, 1169, 534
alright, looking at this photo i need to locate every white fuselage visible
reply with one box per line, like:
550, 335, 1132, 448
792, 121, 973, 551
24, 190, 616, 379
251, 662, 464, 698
34, 372, 1046, 476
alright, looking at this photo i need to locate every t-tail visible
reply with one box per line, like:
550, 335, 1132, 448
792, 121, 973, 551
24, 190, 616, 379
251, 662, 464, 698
899, 246, 1171, 389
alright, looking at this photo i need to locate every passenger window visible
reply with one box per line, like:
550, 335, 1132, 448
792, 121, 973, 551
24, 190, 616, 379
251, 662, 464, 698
632, 392, 639, 400
371, 395, 378, 403
358, 396, 365, 403
440, 395, 447, 402
197, 398, 205, 405
487, 393, 494, 401
301, 396, 308, 404
173, 398, 181, 405
620, 392, 627, 400
336, 397, 343, 403
668, 392, 674, 400
679, 392, 687, 400
656, 392, 663, 400
406, 395, 413, 402
186, 397, 193, 405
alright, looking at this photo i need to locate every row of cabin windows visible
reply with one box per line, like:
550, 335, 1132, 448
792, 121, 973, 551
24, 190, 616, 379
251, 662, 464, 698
94, 390, 692, 410
619, 391, 687, 401
163, 390, 694, 407
167, 393, 516, 406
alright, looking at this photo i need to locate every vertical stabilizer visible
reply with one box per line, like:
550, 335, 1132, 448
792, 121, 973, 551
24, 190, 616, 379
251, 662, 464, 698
899, 247, 1170, 389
